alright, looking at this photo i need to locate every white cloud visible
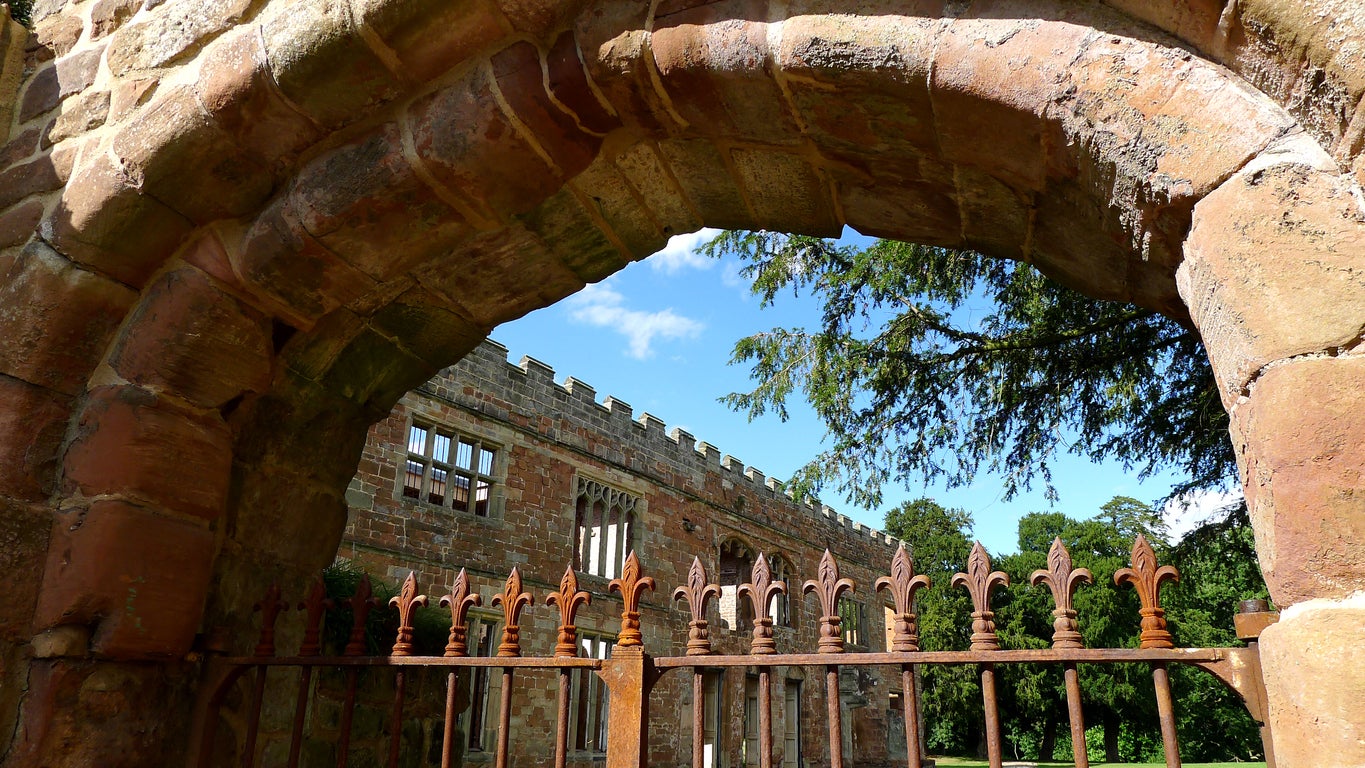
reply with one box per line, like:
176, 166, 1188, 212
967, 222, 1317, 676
1162, 487, 1243, 541
648, 228, 722, 274
566, 283, 704, 359
721, 260, 749, 293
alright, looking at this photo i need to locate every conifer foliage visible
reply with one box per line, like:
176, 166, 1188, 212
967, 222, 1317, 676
705, 232, 1234, 508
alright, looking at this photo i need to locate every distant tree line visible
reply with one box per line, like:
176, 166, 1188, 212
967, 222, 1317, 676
885, 496, 1269, 763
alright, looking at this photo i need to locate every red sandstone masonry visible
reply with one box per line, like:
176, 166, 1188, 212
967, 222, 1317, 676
34, 499, 214, 657
62, 386, 233, 521
342, 340, 903, 768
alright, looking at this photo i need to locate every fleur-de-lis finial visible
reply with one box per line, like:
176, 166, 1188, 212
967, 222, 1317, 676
389, 572, 429, 657
344, 575, 381, 656
609, 551, 656, 647
876, 544, 932, 652
952, 542, 1009, 651
672, 557, 721, 656
803, 550, 856, 653
253, 583, 288, 658
298, 576, 332, 657
1030, 538, 1093, 649
738, 553, 788, 654
439, 568, 482, 657
1114, 534, 1180, 649
546, 565, 592, 658
492, 567, 534, 657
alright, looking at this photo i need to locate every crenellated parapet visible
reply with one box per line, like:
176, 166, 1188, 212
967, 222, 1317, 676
414, 339, 902, 549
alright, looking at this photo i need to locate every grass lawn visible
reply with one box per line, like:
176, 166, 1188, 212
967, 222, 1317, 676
930, 758, 1266, 768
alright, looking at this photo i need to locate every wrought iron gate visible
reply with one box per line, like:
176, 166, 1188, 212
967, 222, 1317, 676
190, 537, 1276, 768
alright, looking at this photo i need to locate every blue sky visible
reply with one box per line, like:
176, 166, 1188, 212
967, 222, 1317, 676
492, 229, 1236, 555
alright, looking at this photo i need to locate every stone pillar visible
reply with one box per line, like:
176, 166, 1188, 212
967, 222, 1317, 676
1180, 132, 1365, 767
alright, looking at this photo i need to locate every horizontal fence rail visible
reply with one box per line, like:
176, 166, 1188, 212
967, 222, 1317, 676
192, 538, 1276, 768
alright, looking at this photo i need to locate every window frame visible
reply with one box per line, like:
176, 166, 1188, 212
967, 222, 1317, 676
838, 597, 867, 649
782, 680, 802, 768
570, 631, 615, 756
572, 477, 639, 579
402, 421, 501, 518
461, 612, 503, 755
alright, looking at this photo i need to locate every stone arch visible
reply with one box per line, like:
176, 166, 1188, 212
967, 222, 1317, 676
2, 0, 1364, 765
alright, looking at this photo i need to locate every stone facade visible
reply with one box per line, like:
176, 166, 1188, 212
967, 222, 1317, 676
340, 340, 903, 768
3, 0, 1365, 765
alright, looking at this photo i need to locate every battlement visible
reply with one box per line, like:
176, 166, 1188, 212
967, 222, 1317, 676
420, 340, 900, 549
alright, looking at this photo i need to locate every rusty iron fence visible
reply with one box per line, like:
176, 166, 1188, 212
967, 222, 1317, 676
190, 536, 1276, 768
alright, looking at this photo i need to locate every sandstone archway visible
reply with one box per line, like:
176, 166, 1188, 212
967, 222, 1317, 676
1, 1, 1362, 765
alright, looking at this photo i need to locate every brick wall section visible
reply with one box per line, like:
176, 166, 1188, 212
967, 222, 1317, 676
342, 340, 904, 768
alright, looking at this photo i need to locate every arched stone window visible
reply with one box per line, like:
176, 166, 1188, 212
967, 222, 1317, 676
572, 477, 638, 579
718, 537, 755, 630
766, 554, 793, 628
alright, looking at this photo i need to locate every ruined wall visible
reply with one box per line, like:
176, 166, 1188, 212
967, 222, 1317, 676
1, 0, 1364, 765
341, 340, 903, 768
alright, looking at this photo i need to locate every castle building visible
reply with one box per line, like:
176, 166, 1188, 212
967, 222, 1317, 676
341, 340, 905, 768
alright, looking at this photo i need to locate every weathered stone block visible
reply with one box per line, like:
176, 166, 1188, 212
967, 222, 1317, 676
11, 657, 197, 766
177, 225, 245, 296
654, 139, 751, 230
320, 327, 440, 415
89, 0, 141, 40
108, 75, 156, 122
728, 147, 840, 237
260, 0, 403, 129
193, 26, 322, 170
227, 452, 355, 567
1232, 357, 1365, 604
572, 4, 666, 135
111, 85, 273, 223
44, 88, 109, 146
0, 499, 49, 639
109, 265, 273, 409
351, 0, 505, 82
17, 64, 60, 122
368, 287, 485, 370
651, 0, 804, 144
490, 42, 600, 176
43, 151, 194, 288
31, 12, 83, 57
285, 122, 470, 281
0, 240, 137, 396
1099, 0, 1227, 52
277, 308, 367, 384
835, 158, 962, 247
411, 225, 584, 328
0, 128, 41, 170
1181, 141, 1365, 406
52, 45, 100, 98
776, 12, 938, 156
515, 186, 629, 283
1259, 594, 1365, 768
0, 199, 43, 249
235, 200, 379, 327
62, 386, 233, 520
564, 155, 666, 256
106, 0, 252, 75
407, 67, 563, 222
0, 155, 61, 213
492, 0, 571, 38
35, 500, 213, 657
544, 31, 617, 135
0, 375, 71, 501
931, 16, 1084, 193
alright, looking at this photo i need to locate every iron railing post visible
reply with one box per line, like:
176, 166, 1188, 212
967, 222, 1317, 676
601, 645, 653, 768
1235, 599, 1279, 768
